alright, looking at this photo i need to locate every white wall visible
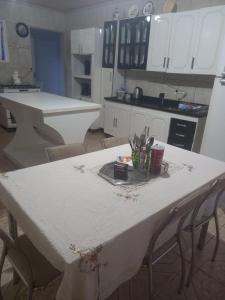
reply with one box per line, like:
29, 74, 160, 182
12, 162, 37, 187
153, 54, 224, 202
66, 0, 225, 30
0, 0, 65, 84
65, 0, 225, 104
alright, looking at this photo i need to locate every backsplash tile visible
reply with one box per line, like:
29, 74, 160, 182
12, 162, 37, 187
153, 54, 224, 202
125, 70, 214, 106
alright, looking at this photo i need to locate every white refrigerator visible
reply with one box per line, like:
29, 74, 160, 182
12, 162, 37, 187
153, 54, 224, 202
200, 34, 225, 162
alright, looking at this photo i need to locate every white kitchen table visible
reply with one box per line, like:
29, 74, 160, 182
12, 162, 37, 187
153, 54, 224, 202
0, 143, 225, 300
0, 92, 101, 167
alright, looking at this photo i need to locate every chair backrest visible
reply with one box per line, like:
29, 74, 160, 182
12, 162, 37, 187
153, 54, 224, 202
46, 141, 105, 162
46, 143, 86, 162
0, 228, 34, 285
84, 141, 104, 153
190, 177, 225, 225
148, 179, 220, 254
103, 137, 128, 149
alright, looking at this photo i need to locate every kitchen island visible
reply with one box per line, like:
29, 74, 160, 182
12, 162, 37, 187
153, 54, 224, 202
0, 92, 101, 167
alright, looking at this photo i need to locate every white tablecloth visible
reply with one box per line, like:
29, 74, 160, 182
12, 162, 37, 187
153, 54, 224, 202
0, 143, 225, 300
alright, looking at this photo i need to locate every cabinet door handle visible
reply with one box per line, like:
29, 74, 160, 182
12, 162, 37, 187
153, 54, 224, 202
173, 143, 185, 148
163, 57, 166, 68
115, 118, 118, 128
175, 133, 185, 138
147, 126, 150, 136
177, 123, 187, 128
191, 57, 195, 69
113, 117, 115, 127
166, 57, 170, 69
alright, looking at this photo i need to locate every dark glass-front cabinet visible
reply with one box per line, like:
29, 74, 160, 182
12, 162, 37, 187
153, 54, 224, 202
102, 21, 117, 68
118, 16, 151, 69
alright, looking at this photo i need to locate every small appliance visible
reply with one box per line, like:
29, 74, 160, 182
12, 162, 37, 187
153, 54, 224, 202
133, 87, 143, 101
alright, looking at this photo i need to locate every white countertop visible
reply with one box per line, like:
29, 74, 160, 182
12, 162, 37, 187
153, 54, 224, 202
0, 92, 101, 114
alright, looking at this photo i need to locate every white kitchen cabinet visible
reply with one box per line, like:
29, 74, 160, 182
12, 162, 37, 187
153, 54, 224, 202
104, 102, 131, 137
147, 6, 225, 75
100, 68, 113, 129
104, 101, 205, 152
71, 30, 80, 54
81, 28, 95, 54
71, 28, 95, 54
104, 102, 115, 136
147, 14, 172, 72
116, 106, 131, 137
71, 28, 103, 129
192, 6, 225, 75
130, 107, 170, 142
101, 68, 113, 100
168, 11, 197, 74
150, 114, 170, 143
130, 107, 151, 137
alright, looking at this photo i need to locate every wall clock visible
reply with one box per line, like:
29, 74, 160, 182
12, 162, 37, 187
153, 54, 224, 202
16, 23, 29, 38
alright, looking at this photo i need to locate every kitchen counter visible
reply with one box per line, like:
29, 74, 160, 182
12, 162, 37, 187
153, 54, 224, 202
105, 96, 208, 118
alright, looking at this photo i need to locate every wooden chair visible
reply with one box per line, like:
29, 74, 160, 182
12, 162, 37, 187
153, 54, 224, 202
186, 177, 225, 287
102, 137, 128, 149
143, 181, 218, 300
0, 229, 60, 300
46, 141, 103, 162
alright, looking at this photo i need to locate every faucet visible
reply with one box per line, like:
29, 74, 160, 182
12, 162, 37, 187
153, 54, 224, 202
166, 84, 187, 101
175, 90, 187, 101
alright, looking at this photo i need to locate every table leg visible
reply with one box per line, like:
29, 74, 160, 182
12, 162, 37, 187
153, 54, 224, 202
198, 221, 209, 251
2, 103, 52, 167
7, 213, 20, 284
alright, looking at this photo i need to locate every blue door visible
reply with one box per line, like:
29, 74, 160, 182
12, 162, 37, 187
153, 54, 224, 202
31, 28, 65, 96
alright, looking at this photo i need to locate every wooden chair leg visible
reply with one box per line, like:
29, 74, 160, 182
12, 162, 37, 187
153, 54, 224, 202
212, 213, 220, 261
186, 227, 195, 287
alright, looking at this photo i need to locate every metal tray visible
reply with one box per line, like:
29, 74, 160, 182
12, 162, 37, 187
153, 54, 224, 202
98, 161, 168, 186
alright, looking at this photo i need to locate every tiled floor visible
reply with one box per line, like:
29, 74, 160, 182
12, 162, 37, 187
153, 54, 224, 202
0, 127, 225, 299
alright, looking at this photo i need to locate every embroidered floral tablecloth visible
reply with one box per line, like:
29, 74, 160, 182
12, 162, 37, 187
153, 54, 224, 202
0, 144, 225, 300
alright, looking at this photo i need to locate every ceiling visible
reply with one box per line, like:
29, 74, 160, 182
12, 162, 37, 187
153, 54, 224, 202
3, 0, 116, 11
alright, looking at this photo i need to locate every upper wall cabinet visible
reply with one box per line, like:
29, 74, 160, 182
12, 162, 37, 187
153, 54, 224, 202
168, 11, 197, 74
147, 14, 172, 72
118, 16, 151, 69
71, 28, 95, 55
191, 6, 225, 75
102, 21, 117, 68
147, 6, 225, 75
